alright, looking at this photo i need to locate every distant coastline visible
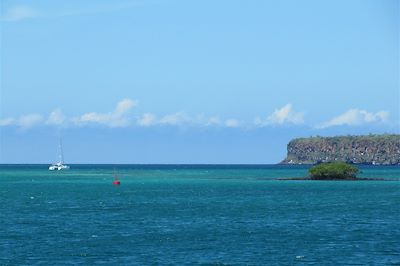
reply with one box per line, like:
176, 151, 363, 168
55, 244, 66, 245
280, 134, 400, 165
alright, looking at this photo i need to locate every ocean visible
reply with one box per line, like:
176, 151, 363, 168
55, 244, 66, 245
1, 165, 399, 265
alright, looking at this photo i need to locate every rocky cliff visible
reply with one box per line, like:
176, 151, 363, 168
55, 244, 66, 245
281, 134, 400, 165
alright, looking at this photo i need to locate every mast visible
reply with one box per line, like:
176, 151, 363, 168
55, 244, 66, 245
59, 138, 65, 164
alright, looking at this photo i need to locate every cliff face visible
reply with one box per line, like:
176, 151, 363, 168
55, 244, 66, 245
281, 135, 400, 165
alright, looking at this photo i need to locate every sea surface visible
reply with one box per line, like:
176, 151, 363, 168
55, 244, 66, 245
1, 164, 399, 265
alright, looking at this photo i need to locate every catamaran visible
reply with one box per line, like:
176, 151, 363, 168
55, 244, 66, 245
49, 139, 70, 171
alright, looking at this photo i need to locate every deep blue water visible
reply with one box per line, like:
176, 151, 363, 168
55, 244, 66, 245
1, 165, 399, 265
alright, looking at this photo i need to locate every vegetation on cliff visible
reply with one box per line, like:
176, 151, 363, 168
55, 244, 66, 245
281, 134, 400, 165
309, 162, 358, 180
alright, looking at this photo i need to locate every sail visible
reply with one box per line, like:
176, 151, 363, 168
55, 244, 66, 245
59, 138, 64, 164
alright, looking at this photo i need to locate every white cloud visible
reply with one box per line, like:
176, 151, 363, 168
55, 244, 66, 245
18, 114, 44, 129
225, 119, 240, 128
73, 98, 137, 127
46, 109, 66, 125
317, 109, 390, 129
0, 118, 16, 126
255, 104, 304, 126
114, 98, 136, 115
0, 114, 44, 128
137, 113, 157, 127
159, 112, 191, 126
1, 6, 38, 21
135, 113, 241, 128
1, 3, 141, 22
205, 116, 222, 126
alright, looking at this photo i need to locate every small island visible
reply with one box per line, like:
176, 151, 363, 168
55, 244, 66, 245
309, 162, 358, 180
278, 162, 384, 181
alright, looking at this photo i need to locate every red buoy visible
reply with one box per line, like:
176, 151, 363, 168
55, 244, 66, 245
113, 175, 121, 185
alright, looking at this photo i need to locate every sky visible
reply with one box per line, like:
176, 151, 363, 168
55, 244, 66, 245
0, 0, 399, 164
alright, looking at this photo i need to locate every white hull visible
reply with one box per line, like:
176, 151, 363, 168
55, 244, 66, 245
49, 163, 70, 171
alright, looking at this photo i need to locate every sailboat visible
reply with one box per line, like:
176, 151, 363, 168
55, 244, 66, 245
49, 138, 70, 171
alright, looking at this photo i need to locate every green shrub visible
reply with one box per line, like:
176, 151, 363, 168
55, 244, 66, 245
309, 162, 358, 180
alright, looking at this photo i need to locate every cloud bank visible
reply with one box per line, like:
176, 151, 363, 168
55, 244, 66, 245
0, 99, 392, 131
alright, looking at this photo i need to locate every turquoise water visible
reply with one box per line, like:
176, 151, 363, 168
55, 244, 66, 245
1, 165, 399, 265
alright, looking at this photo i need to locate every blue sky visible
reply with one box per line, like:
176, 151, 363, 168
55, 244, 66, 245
0, 0, 399, 163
